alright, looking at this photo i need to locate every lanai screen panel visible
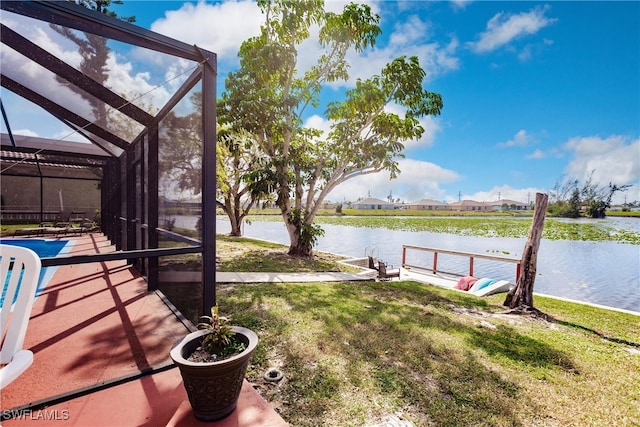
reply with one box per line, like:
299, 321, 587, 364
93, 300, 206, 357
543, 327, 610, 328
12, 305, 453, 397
1, 8, 199, 148
156, 83, 204, 321
2, 5, 204, 235
1, 0, 217, 314
158, 83, 204, 239
1, 10, 134, 145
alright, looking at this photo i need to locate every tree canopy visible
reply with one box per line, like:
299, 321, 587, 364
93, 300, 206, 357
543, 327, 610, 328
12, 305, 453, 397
50, 1, 135, 128
548, 171, 631, 218
220, 0, 443, 256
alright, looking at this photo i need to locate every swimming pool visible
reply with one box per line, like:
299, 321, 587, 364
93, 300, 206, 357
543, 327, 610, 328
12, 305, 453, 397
1, 239, 74, 307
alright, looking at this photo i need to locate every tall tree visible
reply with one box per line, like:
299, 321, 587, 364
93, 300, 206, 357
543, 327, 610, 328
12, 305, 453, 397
159, 108, 203, 199
160, 94, 272, 237
51, 1, 135, 129
221, 0, 443, 256
216, 126, 273, 236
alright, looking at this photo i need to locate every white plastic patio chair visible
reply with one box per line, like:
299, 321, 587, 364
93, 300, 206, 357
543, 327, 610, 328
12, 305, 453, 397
0, 244, 41, 389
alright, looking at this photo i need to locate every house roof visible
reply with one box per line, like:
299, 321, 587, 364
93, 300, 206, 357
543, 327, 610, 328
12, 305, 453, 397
449, 199, 487, 207
1, 134, 105, 180
356, 197, 392, 205
408, 199, 447, 206
494, 199, 529, 206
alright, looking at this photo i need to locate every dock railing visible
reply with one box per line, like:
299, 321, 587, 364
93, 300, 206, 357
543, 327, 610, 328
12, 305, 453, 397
401, 244, 521, 283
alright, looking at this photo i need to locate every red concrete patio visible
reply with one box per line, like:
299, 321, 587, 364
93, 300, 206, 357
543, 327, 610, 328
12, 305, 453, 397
1, 233, 287, 426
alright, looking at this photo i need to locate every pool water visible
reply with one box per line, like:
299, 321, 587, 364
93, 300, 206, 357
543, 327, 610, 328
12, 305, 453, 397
1, 239, 70, 257
1, 239, 73, 307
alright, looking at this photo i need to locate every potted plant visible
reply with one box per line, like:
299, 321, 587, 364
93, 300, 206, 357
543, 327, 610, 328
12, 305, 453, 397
170, 306, 259, 421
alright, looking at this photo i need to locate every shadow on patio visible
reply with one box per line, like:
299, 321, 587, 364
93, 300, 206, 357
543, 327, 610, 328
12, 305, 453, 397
1, 233, 286, 426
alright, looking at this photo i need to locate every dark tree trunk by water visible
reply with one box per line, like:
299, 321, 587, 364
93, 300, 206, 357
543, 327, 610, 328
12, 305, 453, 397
504, 193, 548, 310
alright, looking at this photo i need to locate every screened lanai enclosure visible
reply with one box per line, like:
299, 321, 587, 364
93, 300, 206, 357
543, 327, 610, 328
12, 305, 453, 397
0, 1, 218, 316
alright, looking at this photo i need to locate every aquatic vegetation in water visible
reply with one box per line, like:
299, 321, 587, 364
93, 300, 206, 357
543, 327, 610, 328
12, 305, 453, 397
247, 215, 640, 245
486, 249, 511, 255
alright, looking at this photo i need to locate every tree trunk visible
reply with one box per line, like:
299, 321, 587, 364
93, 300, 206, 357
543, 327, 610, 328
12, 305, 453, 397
287, 241, 313, 257
284, 222, 313, 257
503, 193, 548, 309
222, 200, 242, 237
229, 222, 242, 237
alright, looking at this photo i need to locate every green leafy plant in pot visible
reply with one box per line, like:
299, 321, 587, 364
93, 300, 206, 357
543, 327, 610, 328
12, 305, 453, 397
170, 306, 258, 421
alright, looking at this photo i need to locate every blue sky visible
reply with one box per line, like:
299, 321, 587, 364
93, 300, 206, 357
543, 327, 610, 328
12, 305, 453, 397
3, 1, 639, 205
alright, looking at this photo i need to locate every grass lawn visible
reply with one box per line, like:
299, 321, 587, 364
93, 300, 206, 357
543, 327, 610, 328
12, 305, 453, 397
215, 234, 355, 272
205, 236, 639, 426
220, 281, 639, 426
157, 234, 358, 324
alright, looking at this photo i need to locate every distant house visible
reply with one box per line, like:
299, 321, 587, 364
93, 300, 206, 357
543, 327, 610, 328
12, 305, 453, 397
353, 197, 395, 210
448, 199, 529, 212
449, 200, 491, 212
322, 201, 339, 210
488, 199, 530, 211
406, 199, 449, 211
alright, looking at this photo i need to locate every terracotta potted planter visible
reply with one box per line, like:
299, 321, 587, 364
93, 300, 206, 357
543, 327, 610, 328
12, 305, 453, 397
170, 326, 259, 421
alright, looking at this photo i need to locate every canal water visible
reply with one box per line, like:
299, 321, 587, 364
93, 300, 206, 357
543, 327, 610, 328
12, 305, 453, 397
176, 216, 640, 314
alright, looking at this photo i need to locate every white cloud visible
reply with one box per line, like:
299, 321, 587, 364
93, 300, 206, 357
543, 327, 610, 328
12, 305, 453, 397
467, 5, 556, 54
527, 149, 545, 159
411, 115, 441, 150
11, 129, 39, 138
105, 54, 168, 111
0, 28, 95, 122
33, 27, 82, 68
497, 129, 533, 148
149, 0, 263, 59
450, 0, 474, 11
304, 115, 331, 133
517, 44, 533, 62
390, 15, 431, 46
563, 135, 640, 186
326, 158, 460, 203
